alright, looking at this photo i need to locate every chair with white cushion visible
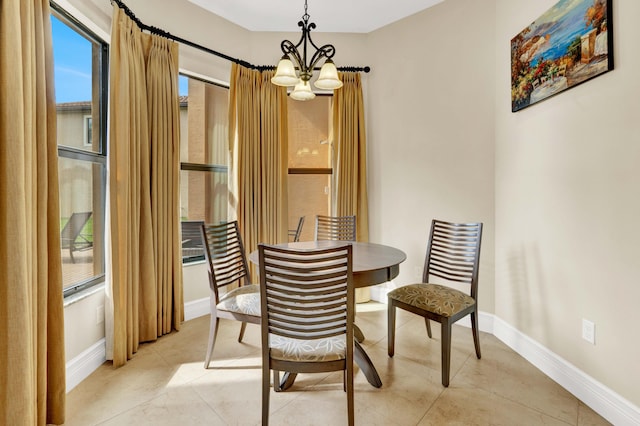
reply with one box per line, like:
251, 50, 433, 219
202, 221, 260, 369
258, 243, 354, 426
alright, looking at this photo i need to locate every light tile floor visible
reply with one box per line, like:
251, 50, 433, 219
65, 302, 611, 425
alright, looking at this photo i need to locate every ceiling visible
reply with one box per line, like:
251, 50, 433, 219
187, 0, 446, 33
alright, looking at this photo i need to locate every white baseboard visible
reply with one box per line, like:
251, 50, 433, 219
184, 297, 209, 321
372, 286, 638, 424
65, 298, 209, 394
66, 299, 640, 425
66, 338, 106, 393
493, 316, 640, 426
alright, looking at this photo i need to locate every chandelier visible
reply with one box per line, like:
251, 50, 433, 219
271, 0, 343, 101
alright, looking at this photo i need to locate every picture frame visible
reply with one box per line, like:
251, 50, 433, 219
511, 0, 613, 112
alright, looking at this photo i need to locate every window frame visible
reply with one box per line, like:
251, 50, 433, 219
83, 115, 92, 147
51, 1, 109, 298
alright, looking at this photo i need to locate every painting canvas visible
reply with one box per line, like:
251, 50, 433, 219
511, 0, 613, 112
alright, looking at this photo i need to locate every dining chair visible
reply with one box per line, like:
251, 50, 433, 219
288, 216, 305, 242
258, 243, 355, 426
387, 219, 483, 387
315, 214, 356, 241
202, 221, 261, 369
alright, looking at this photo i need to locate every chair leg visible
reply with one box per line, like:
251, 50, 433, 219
387, 301, 396, 357
262, 365, 271, 425
424, 317, 432, 338
441, 322, 452, 387
471, 310, 482, 359
343, 370, 346, 392
273, 370, 282, 392
238, 322, 247, 343
204, 308, 219, 369
346, 363, 354, 426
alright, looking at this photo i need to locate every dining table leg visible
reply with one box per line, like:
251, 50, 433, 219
354, 324, 365, 343
277, 340, 382, 390
354, 340, 382, 387
277, 372, 298, 391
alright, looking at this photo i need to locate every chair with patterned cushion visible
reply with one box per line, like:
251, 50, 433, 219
202, 221, 261, 369
315, 214, 356, 241
387, 219, 483, 387
258, 243, 354, 426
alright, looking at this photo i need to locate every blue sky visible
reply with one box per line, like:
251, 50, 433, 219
51, 15, 93, 103
52, 15, 189, 103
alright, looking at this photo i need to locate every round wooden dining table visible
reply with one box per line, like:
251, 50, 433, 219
249, 240, 407, 389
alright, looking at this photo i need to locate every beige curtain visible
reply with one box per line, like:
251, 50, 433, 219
107, 5, 183, 367
228, 64, 288, 277
0, 0, 66, 424
332, 72, 369, 242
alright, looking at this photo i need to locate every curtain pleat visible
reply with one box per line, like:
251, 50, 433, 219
0, 0, 66, 424
107, 5, 182, 367
147, 36, 183, 334
332, 72, 369, 242
228, 64, 288, 277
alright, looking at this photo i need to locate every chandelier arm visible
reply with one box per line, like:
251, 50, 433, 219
307, 44, 336, 71
303, 23, 326, 53
280, 40, 305, 72
292, 20, 310, 50
272, 0, 360, 92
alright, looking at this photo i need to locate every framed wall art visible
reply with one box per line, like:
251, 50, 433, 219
511, 0, 613, 112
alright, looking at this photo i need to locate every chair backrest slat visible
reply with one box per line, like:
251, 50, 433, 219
315, 215, 356, 241
202, 221, 250, 300
424, 220, 483, 297
259, 244, 353, 342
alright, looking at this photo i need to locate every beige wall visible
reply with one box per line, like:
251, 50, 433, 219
367, 0, 496, 312
494, 0, 640, 406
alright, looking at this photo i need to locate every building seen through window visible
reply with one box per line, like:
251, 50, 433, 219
287, 95, 333, 242
179, 75, 229, 263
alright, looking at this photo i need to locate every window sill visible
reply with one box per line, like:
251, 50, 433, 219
63, 282, 105, 308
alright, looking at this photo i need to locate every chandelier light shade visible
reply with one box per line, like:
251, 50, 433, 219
271, 0, 343, 99
314, 59, 342, 90
290, 80, 316, 101
271, 56, 299, 86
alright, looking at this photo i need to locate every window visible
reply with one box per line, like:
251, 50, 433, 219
288, 95, 333, 241
51, 3, 108, 297
179, 75, 230, 263
83, 115, 92, 147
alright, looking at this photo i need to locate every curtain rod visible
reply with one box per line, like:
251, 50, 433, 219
110, 0, 371, 74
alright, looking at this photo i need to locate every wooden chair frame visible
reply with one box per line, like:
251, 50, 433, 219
258, 243, 355, 426
288, 216, 305, 242
202, 221, 260, 368
388, 219, 483, 387
314, 215, 356, 241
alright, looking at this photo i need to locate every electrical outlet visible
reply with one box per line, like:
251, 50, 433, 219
97, 305, 105, 325
582, 319, 595, 344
